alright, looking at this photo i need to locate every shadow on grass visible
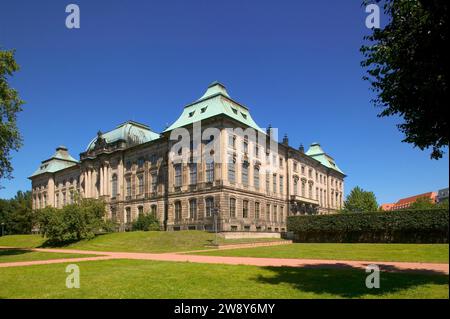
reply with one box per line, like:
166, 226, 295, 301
254, 264, 449, 298
0, 248, 32, 257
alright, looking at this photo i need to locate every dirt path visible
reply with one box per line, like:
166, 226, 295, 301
1, 246, 448, 274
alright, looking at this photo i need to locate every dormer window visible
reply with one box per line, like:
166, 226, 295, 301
241, 112, 247, 119
189, 111, 195, 117
231, 108, 238, 115
201, 107, 208, 113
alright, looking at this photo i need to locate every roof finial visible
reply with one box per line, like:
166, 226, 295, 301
299, 144, 305, 153
283, 134, 289, 146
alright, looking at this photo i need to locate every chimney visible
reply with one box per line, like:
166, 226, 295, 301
282, 134, 289, 146
299, 144, 305, 153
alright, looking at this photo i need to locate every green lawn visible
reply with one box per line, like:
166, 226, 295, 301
195, 243, 450, 263
0, 249, 97, 263
0, 232, 281, 253
0, 259, 447, 299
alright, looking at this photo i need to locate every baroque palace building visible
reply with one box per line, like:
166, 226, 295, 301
30, 82, 346, 233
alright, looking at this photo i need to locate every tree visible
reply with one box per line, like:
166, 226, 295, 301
132, 213, 160, 231
0, 190, 34, 235
0, 48, 24, 186
361, 0, 448, 159
37, 198, 112, 244
343, 186, 379, 213
408, 196, 436, 210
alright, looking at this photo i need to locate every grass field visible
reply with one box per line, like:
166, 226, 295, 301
0, 232, 281, 253
0, 249, 97, 263
0, 259, 447, 299
194, 243, 450, 263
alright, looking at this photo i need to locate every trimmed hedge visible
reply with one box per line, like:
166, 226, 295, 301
287, 209, 449, 243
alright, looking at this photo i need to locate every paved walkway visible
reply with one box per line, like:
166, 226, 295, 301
1, 246, 448, 274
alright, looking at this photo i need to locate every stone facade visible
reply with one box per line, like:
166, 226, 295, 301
30, 82, 346, 233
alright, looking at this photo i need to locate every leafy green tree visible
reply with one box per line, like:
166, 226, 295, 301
343, 186, 379, 213
37, 198, 111, 244
132, 213, 160, 231
436, 199, 449, 210
361, 0, 448, 159
0, 48, 24, 185
0, 190, 34, 234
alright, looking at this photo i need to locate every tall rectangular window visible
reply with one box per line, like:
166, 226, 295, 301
273, 205, 278, 222
243, 200, 249, 218
254, 167, 260, 189
242, 163, 249, 186
228, 134, 236, 149
151, 172, 157, 193
137, 174, 144, 194
230, 198, 236, 218
273, 174, 277, 193
189, 199, 197, 219
189, 164, 197, 185
206, 162, 214, 183
228, 156, 235, 183
174, 164, 182, 187
279, 175, 284, 194
126, 207, 131, 223
174, 201, 182, 220
205, 197, 214, 217
126, 177, 131, 196
266, 173, 270, 192
266, 204, 271, 221
255, 202, 260, 219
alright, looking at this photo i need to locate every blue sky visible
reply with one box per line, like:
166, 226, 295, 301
0, 0, 448, 204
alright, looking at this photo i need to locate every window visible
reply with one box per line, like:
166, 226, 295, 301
151, 204, 157, 216
137, 174, 144, 194
111, 174, 118, 197
309, 183, 313, 199
174, 201, 182, 221
205, 197, 214, 217
230, 198, 236, 218
138, 206, 144, 217
273, 205, 278, 222
201, 106, 207, 113
294, 178, 298, 195
206, 162, 214, 183
138, 157, 145, 169
126, 161, 132, 171
255, 202, 260, 219
273, 174, 277, 193
151, 172, 157, 192
309, 169, 313, 178
189, 111, 195, 117
126, 177, 131, 197
294, 162, 298, 172
243, 141, 248, 154
243, 200, 249, 218
266, 173, 270, 192
302, 181, 306, 197
242, 163, 249, 186
228, 156, 235, 183
279, 175, 284, 194
266, 204, 271, 221
279, 157, 283, 168
255, 145, 260, 158
111, 208, 117, 222
241, 112, 247, 119
174, 164, 182, 187
301, 166, 305, 175
228, 134, 236, 149
189, 199, 197, 219
254, 166, 260, 189
231, 108, 238, 115
316, 187, 319, 201
315, 172, 318, 182
189, 164, 197, 185
126, 207, 131, 223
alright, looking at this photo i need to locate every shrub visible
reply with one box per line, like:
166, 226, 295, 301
37, 198, 109, 244
132, 213, 160, 231
287, 209, 449, 243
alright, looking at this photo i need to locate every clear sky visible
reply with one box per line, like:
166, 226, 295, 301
0, 0, 448, 204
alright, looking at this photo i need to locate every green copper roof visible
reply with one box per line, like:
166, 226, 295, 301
86, 120, 160, 151
29, 146, 79, 178
305, 143, 345, 175
164, 82, 264, 133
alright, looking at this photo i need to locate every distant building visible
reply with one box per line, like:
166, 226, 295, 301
381, 192, 437, 211
437, 188, 449, 203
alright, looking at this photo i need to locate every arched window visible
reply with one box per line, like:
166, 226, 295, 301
111, 174, 118, 198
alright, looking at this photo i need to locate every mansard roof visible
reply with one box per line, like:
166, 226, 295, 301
29, 146, 79, 178
305, 142, 345, 175
86, 120, 160, 152
164, 81, 264, 133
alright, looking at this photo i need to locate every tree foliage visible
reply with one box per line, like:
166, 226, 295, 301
0, 190, 34, 234
343, 186, 378, 213
0, 48, 24, 185
361, 0, 448, 159
132, 213, 160, 231
37, 198, 113, 244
